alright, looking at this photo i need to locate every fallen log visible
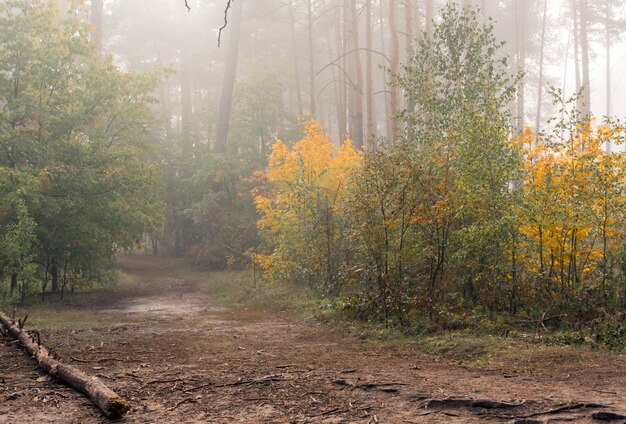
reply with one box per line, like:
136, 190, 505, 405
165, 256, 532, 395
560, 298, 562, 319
0, 311, 130, 419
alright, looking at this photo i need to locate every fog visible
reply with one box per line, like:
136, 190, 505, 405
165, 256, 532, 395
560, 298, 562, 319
100, 0, 626, 146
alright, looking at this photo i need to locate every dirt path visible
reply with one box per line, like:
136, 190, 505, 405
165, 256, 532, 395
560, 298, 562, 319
2, 256, 625, 423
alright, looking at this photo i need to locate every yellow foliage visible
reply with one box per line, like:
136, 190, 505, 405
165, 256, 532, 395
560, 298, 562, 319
255, 119, 362, 282
515, 120, 626, 290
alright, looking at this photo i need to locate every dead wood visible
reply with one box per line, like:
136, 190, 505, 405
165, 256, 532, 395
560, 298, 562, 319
308, 407, 348, 417
187, 373, 284, 392
493, 402, 610, 420
70, 356, 123, 364
591, 411, 626, 420
145, 378, 186, 385
332, 379, 407, 393
0, 310, 130, 418
168, 397, 198, 411
216, 373, 284, 387
422, 397, 527, 410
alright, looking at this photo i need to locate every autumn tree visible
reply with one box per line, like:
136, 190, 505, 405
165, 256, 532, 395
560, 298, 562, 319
255, 120, 360, 293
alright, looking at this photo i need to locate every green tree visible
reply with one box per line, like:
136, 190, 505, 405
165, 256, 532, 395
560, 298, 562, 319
0, 0, 163, 300
394, 2, 520, 311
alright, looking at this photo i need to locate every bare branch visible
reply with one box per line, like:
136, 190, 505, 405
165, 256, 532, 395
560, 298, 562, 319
218, 0, 234, 48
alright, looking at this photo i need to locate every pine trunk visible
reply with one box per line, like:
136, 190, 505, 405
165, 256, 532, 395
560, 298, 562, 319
214, 0, 243, 154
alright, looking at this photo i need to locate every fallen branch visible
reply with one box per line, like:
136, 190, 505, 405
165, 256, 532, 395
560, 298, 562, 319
493, 402, 609, 420
168, 397, 197, 411
187, 373, 284, 393
332, 379, 407, 393
70, 356, 124, 364
0, 311, 130, 418
216, 373, 284, 387
422, 397, 527, 410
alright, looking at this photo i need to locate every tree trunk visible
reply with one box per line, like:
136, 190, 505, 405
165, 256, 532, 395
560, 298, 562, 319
90, 0, 103, 54
535, 0, 548, 134
573, 0, 582, 113
404, 0, 416, 137
380, 0, 392, 144
214, 0, 243, 154
605, 3, 612, 152
604, 4, 612, 116
515, 0, 526, 134
180, 42, 193, 159
579, 0, 591, 116
0, 311, 130, 418
349, 0, 364, 148
405, 0, 414, 60
10, 273, 17, 296
289, 1, 303, 117
307, 0, 316, 116
365, 0, 376, 139
50, 262, 58, 294
335, 4, 348, 141
388, 0, 400, 144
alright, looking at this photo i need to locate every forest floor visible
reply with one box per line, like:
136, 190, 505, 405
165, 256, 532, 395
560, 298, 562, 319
1, 255, 626, 423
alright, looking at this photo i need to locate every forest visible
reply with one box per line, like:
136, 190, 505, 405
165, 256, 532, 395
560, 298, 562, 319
2, 1, 626, 422
3, 0, 625, 336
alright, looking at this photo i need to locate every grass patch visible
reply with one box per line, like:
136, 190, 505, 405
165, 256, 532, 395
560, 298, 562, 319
1, 270, 141, 331
181, 268, 323, 318
10, 305, 115, 331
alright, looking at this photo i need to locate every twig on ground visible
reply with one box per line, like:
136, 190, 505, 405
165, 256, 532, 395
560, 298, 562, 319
332, 378, 407, 393
216, 373, 284, 388
491, 402, 609, 419
168, 397, 197, 411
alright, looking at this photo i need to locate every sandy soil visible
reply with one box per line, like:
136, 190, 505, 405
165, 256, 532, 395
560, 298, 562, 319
1, 256, 625, 423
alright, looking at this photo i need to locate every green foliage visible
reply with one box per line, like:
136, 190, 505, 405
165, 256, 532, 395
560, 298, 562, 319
590, 312, 626, 350
0, 0, 163, 300
185, 154, 261, 268
248, 3, 626, 346
229, 69, 288, 161
338, 2, 522, 323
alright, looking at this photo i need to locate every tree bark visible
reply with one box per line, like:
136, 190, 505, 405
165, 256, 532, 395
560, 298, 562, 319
605, 3, 612, 152
349, 0, 364, 148
0, 311, 130, 418
335, 6, 348, 142
10, 273, 17, 296
380, 0, 392, 144
579, 0, 591, 116
365, 0, 376, 138
214, 0, 243, 154
307, 0, 316, 116
388, 0, 400, 144
180, 42, 193, 158
605, 4, 611, 117
573, 0, 582, 113
405, 0, 414, 60
289, 1, 303, 117
515, 0, 526, 134
535, 0, 548, 134
405, 0, 416, 136
51, 262, 58, 294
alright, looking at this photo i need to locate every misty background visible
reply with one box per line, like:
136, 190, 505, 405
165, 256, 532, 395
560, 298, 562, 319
99, 0, 626, 148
